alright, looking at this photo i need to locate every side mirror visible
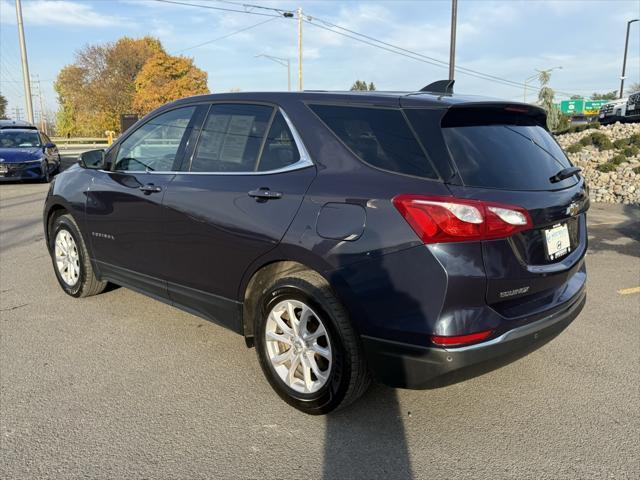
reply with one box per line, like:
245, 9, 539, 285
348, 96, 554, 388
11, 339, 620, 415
78, 149, 105, 170
43, 142, 56, 150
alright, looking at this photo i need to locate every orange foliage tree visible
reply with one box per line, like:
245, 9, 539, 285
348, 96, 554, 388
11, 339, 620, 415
133, 52, 209, 115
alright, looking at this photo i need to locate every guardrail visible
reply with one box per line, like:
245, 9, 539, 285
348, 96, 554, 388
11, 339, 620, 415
51, 137, 110, 146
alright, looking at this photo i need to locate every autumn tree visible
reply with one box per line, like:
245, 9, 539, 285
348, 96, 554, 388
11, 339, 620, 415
132, 52, 209, 115
54, 37, 170, 135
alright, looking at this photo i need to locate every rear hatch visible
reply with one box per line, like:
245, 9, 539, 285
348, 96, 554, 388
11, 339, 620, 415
406, 103, 589, 318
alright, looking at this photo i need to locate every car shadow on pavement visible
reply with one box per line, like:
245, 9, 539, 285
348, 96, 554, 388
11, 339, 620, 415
587, 205, 639, 258
323, 385, 413, 479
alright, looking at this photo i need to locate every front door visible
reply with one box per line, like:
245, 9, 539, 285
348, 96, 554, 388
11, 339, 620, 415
85, 105, 203, 299
162, 104, 316, 329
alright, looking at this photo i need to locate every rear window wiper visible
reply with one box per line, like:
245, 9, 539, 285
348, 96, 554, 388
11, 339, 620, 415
549, 166, 581, 183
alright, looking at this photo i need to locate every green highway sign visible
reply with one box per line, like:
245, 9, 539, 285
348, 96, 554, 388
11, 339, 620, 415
584, 100, 608, 115
559, 99, 609, 116
560, 100, 584, 114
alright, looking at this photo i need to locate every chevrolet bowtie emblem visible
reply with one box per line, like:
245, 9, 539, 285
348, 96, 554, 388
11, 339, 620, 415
566, 202, 580, 216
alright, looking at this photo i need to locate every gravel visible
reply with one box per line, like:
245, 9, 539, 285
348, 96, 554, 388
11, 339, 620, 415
555, 122, 640, 205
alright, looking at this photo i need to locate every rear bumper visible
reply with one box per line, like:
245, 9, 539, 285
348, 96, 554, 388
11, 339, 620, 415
362, 286, 586, 389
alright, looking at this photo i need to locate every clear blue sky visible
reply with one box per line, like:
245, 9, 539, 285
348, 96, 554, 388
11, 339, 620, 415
1, 0, 639, 122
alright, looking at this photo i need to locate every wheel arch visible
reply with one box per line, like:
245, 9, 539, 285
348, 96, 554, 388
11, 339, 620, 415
241, 259, 347, 346
44, 203, 69, 251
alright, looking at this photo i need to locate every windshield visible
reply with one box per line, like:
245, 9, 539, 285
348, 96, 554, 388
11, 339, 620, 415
0, 130, 41, 148
441, 124, 577, 191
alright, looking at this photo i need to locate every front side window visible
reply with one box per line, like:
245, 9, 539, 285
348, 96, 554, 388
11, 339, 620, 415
309, 104, 438, 179
191, 104, 273, 172
115, 106, 195, 172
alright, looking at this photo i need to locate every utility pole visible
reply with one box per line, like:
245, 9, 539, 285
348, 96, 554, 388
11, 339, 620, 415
32, 75, 47, 134
619, 18, 639, 98
15, 0, 34, 124
448, 0, 458, 81
297, 7, 303, 91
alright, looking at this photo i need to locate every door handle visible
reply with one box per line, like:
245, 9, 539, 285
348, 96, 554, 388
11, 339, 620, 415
139, 183, 162, 194
248, 189, 283, 201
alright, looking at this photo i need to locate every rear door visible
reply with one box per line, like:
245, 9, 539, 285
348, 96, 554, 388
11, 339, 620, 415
162, 103, 316, 329
406, 105, 589, 317
85, 105, 204, 298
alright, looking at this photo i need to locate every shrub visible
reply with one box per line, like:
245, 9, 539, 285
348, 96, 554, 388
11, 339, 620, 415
623, 145, 640, 157
629, 133, 640, 147
579, 132, 613, 150
566, 122, 600, 134
566, 143, 583, 154
613, 138, 630, 149
596, 162, 617, 172
610, 154, 626, 165
633, 166, 640, 174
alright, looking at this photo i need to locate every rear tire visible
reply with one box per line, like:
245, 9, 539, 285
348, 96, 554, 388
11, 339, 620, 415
255, 269, 370, 415
49, 214, 107, 298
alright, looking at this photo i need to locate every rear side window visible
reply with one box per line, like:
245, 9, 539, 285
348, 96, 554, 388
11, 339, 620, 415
191, 104, 273, 172
309, 104, 438, 179
442, 124, 576, 191
257, 112, 300, 171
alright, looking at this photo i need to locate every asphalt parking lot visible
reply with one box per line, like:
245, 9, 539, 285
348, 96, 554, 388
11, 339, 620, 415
1, 178, 639, 479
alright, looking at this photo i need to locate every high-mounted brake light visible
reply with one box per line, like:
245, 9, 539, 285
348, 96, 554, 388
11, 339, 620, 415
431, 330, 493, 347
392, 195, 532, 244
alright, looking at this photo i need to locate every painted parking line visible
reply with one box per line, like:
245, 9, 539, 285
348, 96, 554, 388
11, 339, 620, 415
617, 286, 640, 295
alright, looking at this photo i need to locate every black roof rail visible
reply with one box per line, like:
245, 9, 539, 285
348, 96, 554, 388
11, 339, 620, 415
419, 80, 455, 95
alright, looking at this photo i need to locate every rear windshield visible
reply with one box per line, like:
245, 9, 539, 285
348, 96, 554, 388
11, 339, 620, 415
309, 104, 439, 179
442, 124, 577, 191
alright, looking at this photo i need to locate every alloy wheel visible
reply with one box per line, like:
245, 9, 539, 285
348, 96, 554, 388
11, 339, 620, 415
54, 229, 80, 286
265, 299, 332, 394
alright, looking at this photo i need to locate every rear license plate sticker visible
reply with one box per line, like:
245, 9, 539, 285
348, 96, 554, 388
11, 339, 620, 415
544, 223, 571, 260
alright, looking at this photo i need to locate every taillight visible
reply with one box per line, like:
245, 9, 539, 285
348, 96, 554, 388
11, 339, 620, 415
392, 194, 532, 244
431, 329, 493, 347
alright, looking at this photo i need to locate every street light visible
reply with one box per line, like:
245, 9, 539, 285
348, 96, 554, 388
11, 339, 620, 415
523, 66, 562, 103
619, 18, 639, 98
255, 54, 291, 92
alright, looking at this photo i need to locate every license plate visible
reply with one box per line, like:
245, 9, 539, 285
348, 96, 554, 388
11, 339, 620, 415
0, 165, 7, 174
629, 104, 635, 111
599, 113, 605, 119
544, 223, 571, 260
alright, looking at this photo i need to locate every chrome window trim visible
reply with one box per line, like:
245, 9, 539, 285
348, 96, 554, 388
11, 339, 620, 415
108, 107, 314, 176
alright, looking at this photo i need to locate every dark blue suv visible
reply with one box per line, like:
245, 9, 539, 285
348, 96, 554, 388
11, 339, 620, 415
44, 85, 588, 414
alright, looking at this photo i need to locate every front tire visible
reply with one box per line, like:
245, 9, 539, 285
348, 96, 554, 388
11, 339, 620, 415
49, 214, 107, 298
40, 161, 50, 183
255, 269, 370, 415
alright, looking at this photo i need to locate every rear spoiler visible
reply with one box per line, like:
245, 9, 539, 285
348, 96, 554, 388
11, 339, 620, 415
441, 102, 548, 128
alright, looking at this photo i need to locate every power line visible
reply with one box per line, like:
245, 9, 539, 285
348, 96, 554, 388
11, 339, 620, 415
176, 17, 279, 53
158, 0, 579, 97
153, 0, 286, 18
211, 0, 574, 95
304, 17, 578, 97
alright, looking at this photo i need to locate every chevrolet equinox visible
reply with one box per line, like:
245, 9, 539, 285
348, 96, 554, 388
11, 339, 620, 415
44, 82, 588, 414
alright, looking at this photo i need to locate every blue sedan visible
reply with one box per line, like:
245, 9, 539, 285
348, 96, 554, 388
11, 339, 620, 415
0, 124, 61, 182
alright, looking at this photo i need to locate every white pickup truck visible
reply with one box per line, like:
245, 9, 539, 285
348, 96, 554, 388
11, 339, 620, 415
598, 93, 640, 124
